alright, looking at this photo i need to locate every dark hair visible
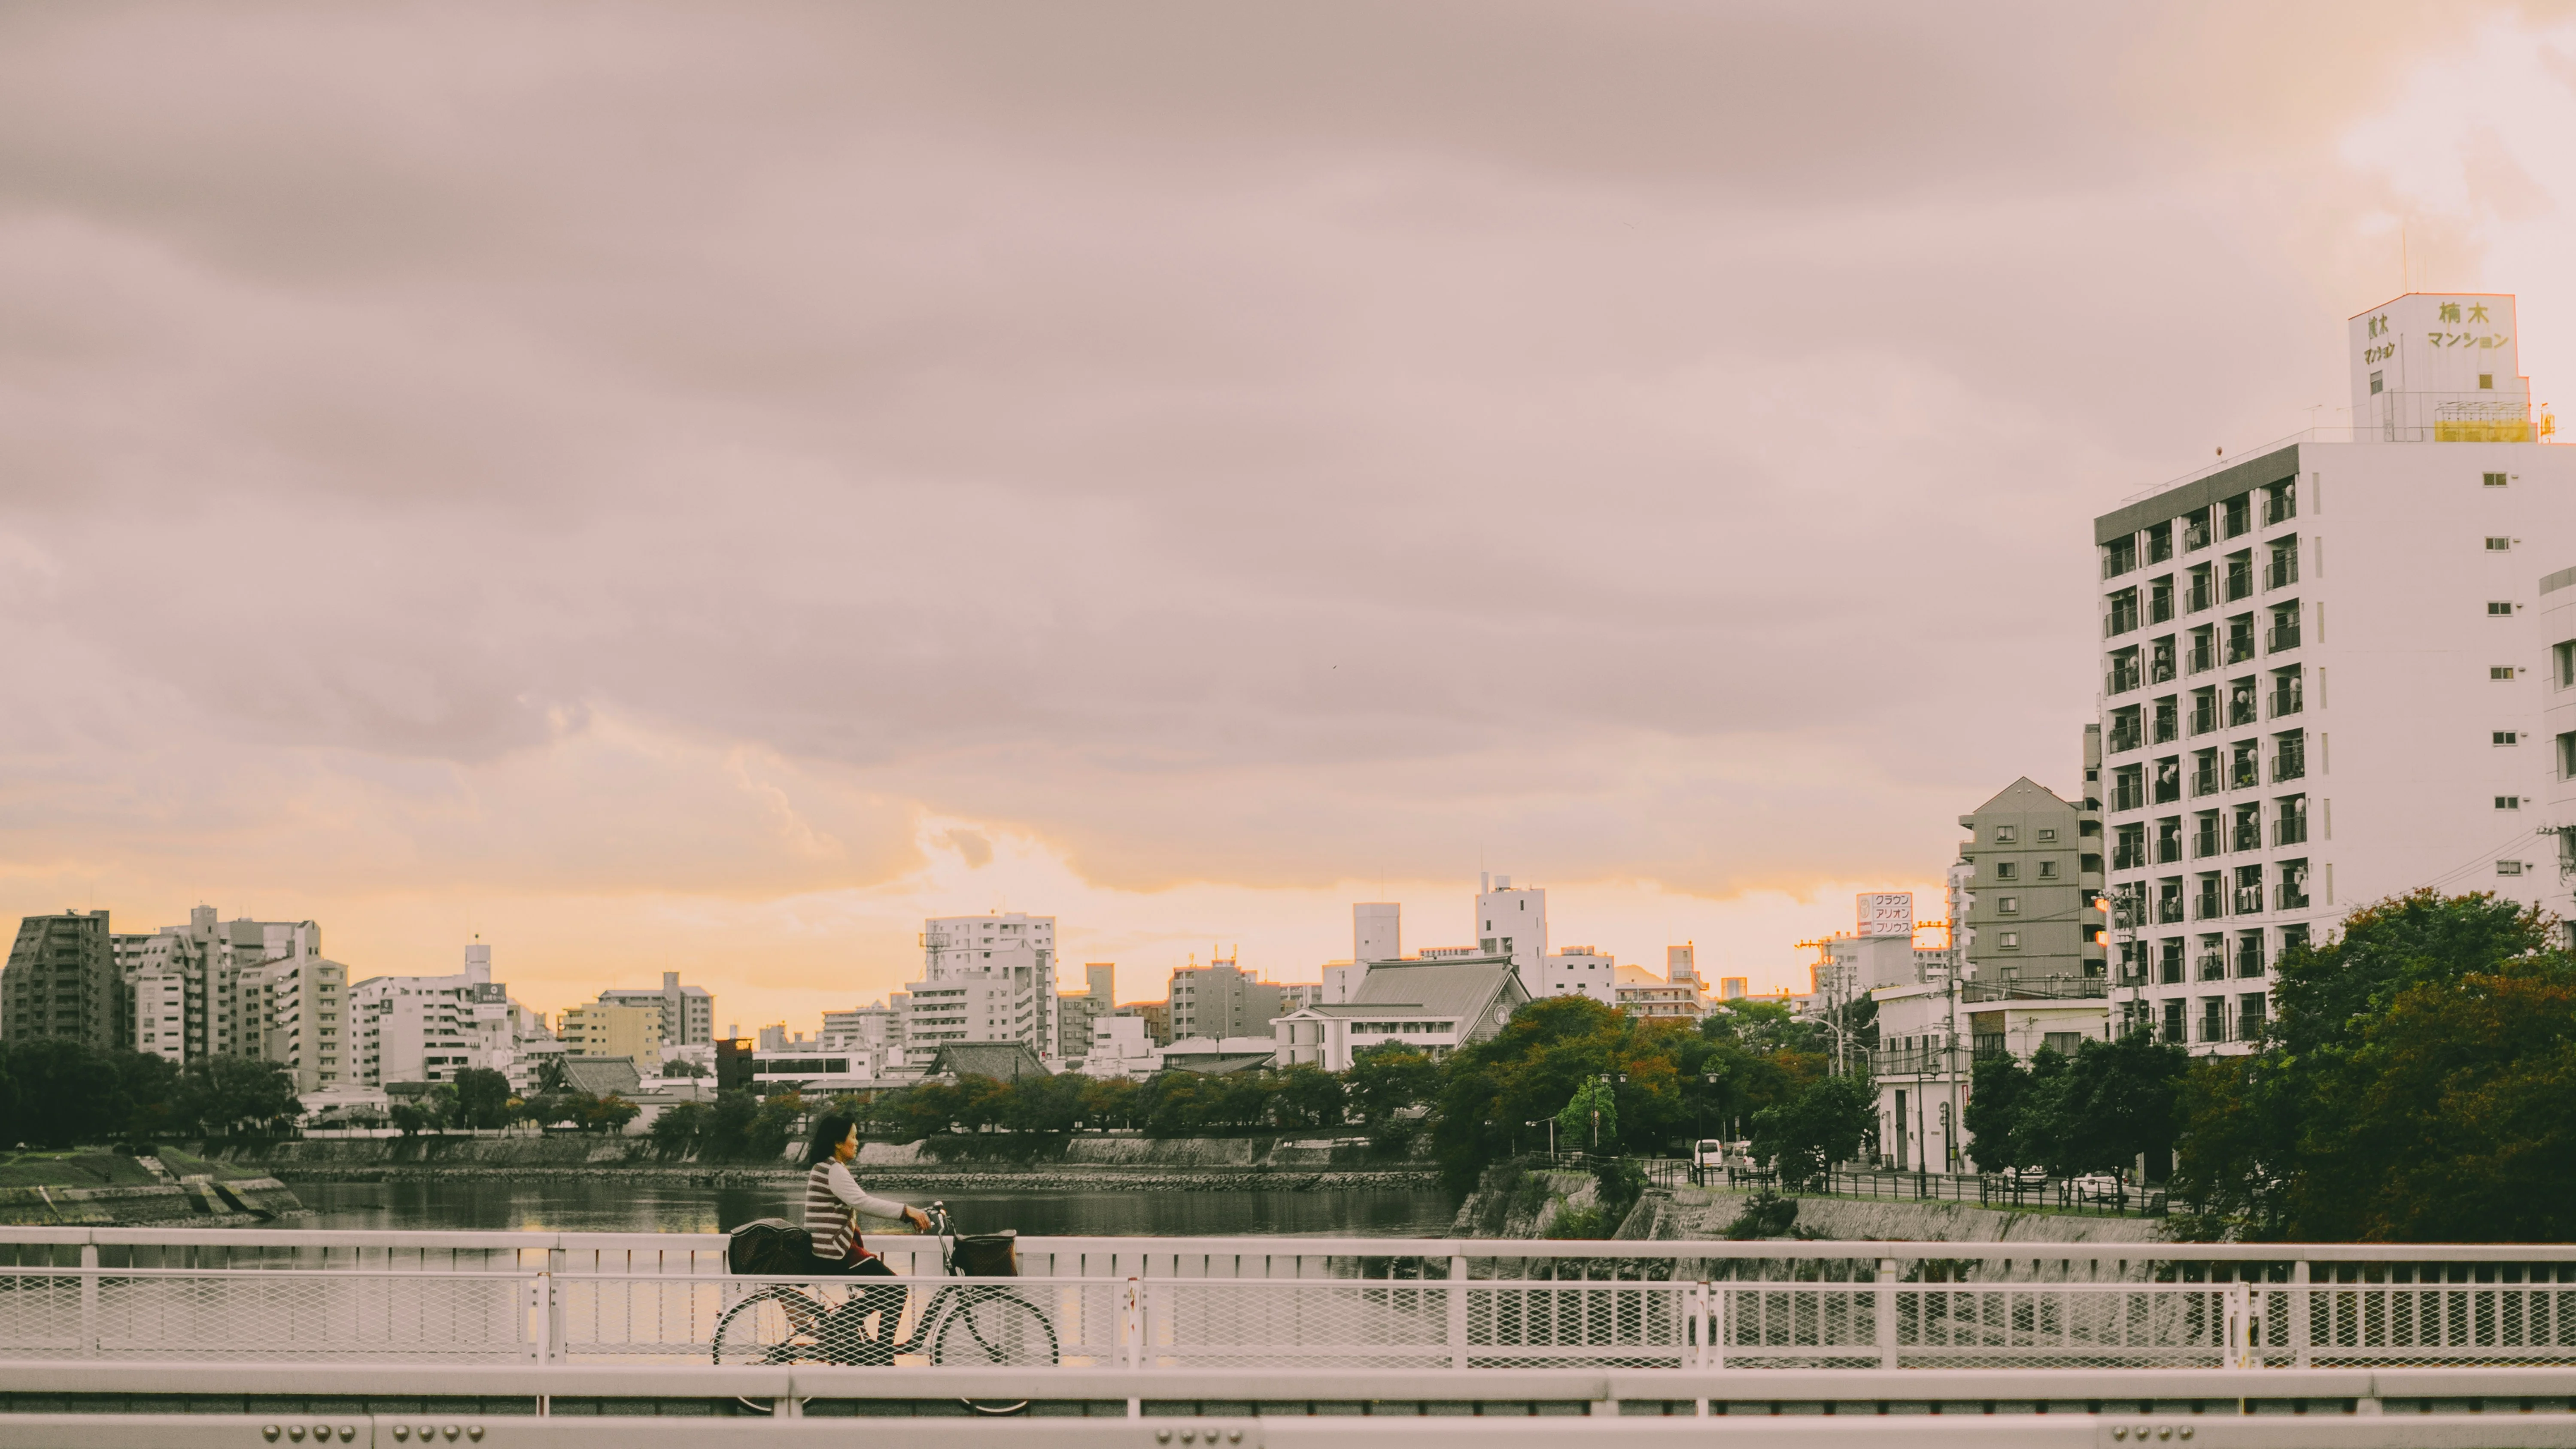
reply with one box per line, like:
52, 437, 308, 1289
804, 1111, 859, 1168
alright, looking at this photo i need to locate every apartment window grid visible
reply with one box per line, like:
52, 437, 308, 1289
2102, 489, 2316, 1042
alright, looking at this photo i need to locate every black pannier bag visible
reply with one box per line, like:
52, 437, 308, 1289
951, 1229, 1018, 1278
727, 1218, 815, 1276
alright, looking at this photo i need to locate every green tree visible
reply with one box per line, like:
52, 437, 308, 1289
173, 1056, 303, 1136
0, 1040, 128, 1148
1344, 1043, 1439, 1127
1748, 1074, 1873, 1188
1273, 1063, 1347, 1130
584, 1094, 642, 1135
2287, 955, 2576, 1241
1556, 1076, 1619, 1152
705, 1089, 764, 1158
649, 1100, 713, 1157
450, 1068, 513, 1130
2020, 1030, 2187, 1180
1078, 1075, 1140, 1130
1963, 1050, 2047, 1173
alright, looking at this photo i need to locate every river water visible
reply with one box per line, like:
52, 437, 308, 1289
295, 1179, 1458, 1238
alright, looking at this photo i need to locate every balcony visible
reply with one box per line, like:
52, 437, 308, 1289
2196, 953, 2227, 982
2226, 629, 2256, 666
2105, 603, 2139, 637
2158, 890, 2186, 925
2276, 880, 2310, 911
2112, 843, 2146, 871
2273, 746, 2306, 782
2223, 498, 2251, 538
2225, 564, 2254, 602
2113, 781, 2145, 812
2186, 578, 2213, 612
2268, 621, 2302, 653
2265, 555, 2299, 590
1962, 976, 2108, 1002
2149, 591, 2174, 626
2235, 882, 2265, 914
2106, 659, 2142, 694
2230, 755, 2260, 790
2232, 817, 2260, 851
2184, 516, 2211, 550
2274, 813, 2308, 846
2193, 885, 2223, 920
2229, 690, 2258, 728
2109, 723, 2143, 753
2265, 486, 2296, 526
2156, 833, 2182, 865
2148, 645, 2177, 684
2190, 701, 2217, 734
2193, 823, 2220, 857
2270, 682, 2303, 717
2235, 940, 2266, 977
2187, 639, 2214, 674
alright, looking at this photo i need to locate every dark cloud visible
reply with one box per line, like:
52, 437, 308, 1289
0, 0, 2539, 917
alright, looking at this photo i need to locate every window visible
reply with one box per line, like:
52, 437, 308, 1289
2369, 370, 2383, 395
2493, 666, 2518, 680
2560, 732, 2576, 779
1993, 825, 2017, 843
2038, 860, 2060, 880
1998, 897, 2020, 915
1998, 932, 2020, 949
2485, 472, 2509, 487
2036, 827, 2057, 842
2487, 537, 2514, 551
2498, 861, 2526, 877
2491, 601, 2516, 617
2497, 796, 2522, 811
2496, 731, 2520, 746
2557, 641, 2575, 688
1994, 861, 2018, 880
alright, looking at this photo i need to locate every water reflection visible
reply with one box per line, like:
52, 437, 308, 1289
295, 1178, 1458, 1238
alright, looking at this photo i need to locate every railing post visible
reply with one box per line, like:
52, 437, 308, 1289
2290, 1259, 2312, 1369
544, 1249, 566, 1363
1876, 1258, 1898, 1370
2224, 1282, 2251, 1369
529, 1273, 550, 1364
1707, 1280, 1725, 1370
1124, 1277, 1145, 1372
1447, 1255, 1469, 1370
78, 1243, 99, 1359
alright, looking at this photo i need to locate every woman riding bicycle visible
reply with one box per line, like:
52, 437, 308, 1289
802, 1110, 929, 1360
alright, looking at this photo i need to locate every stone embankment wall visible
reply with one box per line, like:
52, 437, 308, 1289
1622, 1186, 2166, 1244
1444, 1167, 2168, 1246
227, 1133, 1439, 1191
0, 1149, 301, 1227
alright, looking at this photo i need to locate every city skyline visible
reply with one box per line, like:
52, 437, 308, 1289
6, 6, 2575, 1033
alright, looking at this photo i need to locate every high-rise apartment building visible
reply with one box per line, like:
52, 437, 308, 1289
1535, 946, 1615, 1005
1168, 955, 1288, 1040
2, 911, 119, 1047
352, 944, 529, 1088
115, 908, 320, 1065
2095, 292, 2570, 1052
1958, 766, 2106, 985
1054, 963, 1116, 1061
902, 913, 1057, 1067
596, 971, 715, 1047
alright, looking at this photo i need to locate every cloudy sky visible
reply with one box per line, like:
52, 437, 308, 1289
6, 2, 2575, 1028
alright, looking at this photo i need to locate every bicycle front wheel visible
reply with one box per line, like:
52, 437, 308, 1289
714, 1285, 833, 1366
930, 1288, 1059, 1369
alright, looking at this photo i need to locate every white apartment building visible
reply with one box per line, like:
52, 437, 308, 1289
1473, 874, 1548, 987
1322, 902, 1404, 1003
2096, 292, 2571, 1052
2542, 568, 2576, 930
902, 913, 1058, 1067
350, 945, 536, 1087
1270, 957, 1529, 1072
1537, 946, 1616, 1005
123, 908, 318, 1064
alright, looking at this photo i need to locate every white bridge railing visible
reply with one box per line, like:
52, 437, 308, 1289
1, 1229, 2573, 1371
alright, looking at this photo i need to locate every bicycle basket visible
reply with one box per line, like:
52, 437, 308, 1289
727, 1218, 816, 1276
951, 1230, 1018, 1278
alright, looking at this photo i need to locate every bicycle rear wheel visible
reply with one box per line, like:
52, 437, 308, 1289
713, 1285, 834, 1366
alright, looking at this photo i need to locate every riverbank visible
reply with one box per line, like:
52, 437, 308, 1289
0, 1147, 303, 1226
218, 1132, 1442, 1193
1445, 1164, 2169, 1244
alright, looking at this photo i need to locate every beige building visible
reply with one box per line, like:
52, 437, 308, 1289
559, 1001, 665, 1059
1959, 740, 2108, 985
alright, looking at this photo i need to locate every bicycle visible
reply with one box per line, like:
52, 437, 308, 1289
712, 1201, 1058, 1414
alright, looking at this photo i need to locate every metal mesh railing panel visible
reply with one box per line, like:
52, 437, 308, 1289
0, 1270, 531, 1362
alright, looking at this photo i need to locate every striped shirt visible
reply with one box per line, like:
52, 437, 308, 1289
803, 1160, 907, 1264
